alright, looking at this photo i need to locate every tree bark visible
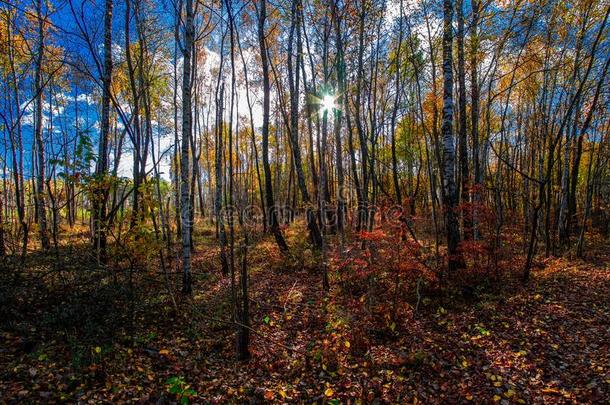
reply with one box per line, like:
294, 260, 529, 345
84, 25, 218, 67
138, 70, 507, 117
92, 0, 113, 263
442, 0, 463, 271
287, 0, 323, 249
257, 0, 288, 252
457, 0, 470, 239
34, 0, 50, 251
180, 0, 195, 293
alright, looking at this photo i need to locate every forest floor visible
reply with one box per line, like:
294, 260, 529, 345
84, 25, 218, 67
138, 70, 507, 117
0, 222, 608, 404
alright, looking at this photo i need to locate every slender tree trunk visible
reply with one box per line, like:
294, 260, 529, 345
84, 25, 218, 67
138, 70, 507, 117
332, 0, 346, 236
258, 0, 288, 252
92, 0, 113, 263
470, 0, 481, 240
456, 0, 470, 239
390, 0, 403, 208
288, 0, 323, 249
442, 0, 463, 271
354, 4, 369, 231
236, 29, 266, 232
180, 0, 195, 293
173, 12, 181, 241
33, 0, 49, 251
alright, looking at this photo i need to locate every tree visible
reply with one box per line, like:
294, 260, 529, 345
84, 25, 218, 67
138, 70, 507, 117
257, 0, 288, 252
441, 0, 462, 271
287, 0, 322, 249
456, 0, 470, 239
179, 0, 195, 293
33, 0, 50, 251
91, 0, 113, 263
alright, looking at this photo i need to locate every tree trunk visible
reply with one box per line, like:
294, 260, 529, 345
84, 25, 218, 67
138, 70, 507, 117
92, 0, 113, 263
456, 0, 470, 239
332, 0, 346, 236
180, 0, 194, 294
470, 0, 481, 240
34, 0, 49, 252
441, 0, 463, 271
287, 0, 323, 249
258, 0, 288, 252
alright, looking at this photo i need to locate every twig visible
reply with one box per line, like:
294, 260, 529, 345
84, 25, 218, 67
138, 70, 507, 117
415, 277, 423, 315
190, 303, 308, 357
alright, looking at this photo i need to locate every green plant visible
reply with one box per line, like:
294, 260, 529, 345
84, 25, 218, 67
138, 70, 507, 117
166, 376, 197, 405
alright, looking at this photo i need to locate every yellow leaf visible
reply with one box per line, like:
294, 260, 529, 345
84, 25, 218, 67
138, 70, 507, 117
505, 389, 515, 398
159, 349, 169, 355
94, 346, 101, 354
344, 341, 351, 348
325, 388, 334, 397
462, 360, 469, 368
493, 395, 501, 401
466, 394, 473, 400
279, 389, 287, 399
494, 382, 502, 387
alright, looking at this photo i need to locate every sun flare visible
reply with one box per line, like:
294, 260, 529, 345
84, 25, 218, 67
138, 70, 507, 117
320, 94, 336, 113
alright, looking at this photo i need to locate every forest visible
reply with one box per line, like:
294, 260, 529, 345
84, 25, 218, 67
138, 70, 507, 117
0, 0, 609, 402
